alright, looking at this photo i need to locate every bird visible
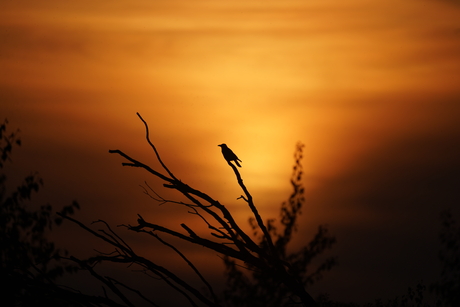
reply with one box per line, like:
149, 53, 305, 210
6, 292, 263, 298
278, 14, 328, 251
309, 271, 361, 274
218, 144, 242, 167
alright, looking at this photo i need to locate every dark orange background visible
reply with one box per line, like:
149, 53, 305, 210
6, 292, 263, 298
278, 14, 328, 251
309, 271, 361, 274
2, 0, 460, 304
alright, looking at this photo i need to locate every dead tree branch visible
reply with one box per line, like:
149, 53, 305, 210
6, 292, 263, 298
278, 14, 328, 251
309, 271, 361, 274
62, 114, 320, 307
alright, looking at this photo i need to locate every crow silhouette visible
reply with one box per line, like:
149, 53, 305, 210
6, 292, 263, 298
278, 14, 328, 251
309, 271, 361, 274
218, 144, 242, 167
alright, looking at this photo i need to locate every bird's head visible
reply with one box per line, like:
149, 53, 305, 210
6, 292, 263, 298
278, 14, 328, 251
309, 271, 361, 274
218, 144, 227, 148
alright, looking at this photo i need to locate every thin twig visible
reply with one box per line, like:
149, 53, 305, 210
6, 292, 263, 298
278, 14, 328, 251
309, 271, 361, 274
137, 112, 177, 181
150, 231, 219, 304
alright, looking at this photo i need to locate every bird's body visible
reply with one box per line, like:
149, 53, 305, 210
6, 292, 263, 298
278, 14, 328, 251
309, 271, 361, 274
218, 144, 242, 167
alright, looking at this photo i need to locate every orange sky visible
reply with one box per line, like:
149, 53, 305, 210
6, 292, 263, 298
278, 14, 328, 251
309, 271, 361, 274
2, 0, 460, 304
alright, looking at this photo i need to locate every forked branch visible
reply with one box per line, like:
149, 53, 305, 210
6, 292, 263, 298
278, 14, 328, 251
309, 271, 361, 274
64, 113, 319, 307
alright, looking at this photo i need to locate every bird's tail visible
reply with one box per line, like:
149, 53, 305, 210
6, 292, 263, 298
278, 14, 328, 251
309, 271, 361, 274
235, 160, 241, 167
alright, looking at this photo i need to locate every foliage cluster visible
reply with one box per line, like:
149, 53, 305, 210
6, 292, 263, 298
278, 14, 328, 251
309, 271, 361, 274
0, 120, 79, 306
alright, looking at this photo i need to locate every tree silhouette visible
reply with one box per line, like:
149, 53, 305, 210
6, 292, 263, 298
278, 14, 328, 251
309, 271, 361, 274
432, 209, 460, 307
58, 113, 336, 307
0, 119, 80, 306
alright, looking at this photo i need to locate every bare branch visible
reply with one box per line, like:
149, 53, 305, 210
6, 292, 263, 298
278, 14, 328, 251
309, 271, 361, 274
93, 220, 134, 254
136, 112, 177, 181
109, 149, 172, 183
132, 215, 255, 264
68, 256, 136, 307
150, 231, 219, 304
107, 277, 161, 307
228, 162, 278, 262
141, 181, 197, 207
